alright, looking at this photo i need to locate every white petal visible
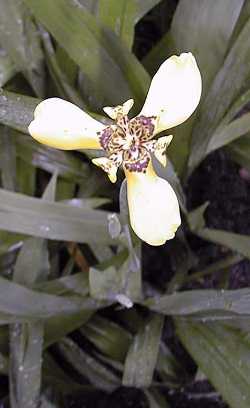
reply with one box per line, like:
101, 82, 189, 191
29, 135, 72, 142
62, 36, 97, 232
28, 98, 104, 150
140, 53, 202, 133
125, 162, 181, 246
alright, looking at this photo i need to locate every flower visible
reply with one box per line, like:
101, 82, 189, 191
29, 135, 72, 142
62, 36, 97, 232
29, 53, 202, 245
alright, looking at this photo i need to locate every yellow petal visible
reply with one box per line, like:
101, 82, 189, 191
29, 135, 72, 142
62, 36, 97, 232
125, 161, 181, 245
28, 98, 104, 150
92, 157, 118, 183
103, 99, 134, 120
154, 135, 173, 167
140, 53, 202, 134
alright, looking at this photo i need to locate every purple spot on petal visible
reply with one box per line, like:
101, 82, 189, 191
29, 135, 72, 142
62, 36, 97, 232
99, 127, 113, 150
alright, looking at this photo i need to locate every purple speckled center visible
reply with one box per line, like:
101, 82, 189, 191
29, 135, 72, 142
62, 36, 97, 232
98, 114, 156, 173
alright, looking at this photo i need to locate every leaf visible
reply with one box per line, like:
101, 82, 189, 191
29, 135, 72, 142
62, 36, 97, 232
123, 314, 163, 387
0, 126, 16, 191
97, 0, 136, 50
58, 337, 120, 391
0, 188, 117, 245
0, 0, 45, 96
0, 48, 17, 87
25, 0, 150, 108
90, 253, 141, 305
206, 112, 250, 154
40, 27, 86, 109
9, 177, 56, 408
176, 320, 250, 408
15, 132, 90, 181
166, 0, 244, 175
83, 315, 131, 362
189, 16, 250, 173
0, 90, 39, 133
0, 276, 108, 321
197, 228, 250, 260
171, 0, 244, 93
226, 135, 250, 171
187, 202, 209, 232
145, 287, 250, 316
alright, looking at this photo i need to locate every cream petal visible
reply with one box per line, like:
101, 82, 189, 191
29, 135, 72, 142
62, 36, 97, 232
92, 157, 118, 183
28, 98, 104, 150
140, 53, 202, 134
153, 135, 173, 167
125, 162, 181, 246
103, 99, 134, 120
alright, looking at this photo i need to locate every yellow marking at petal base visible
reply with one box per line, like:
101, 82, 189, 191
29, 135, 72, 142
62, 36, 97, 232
28, 98, 104, 150
154, 135, 173, 167
103, 99, 134, 120
140, 53, 202, 134
92, 157, 118, 183
125, 161, 181, 245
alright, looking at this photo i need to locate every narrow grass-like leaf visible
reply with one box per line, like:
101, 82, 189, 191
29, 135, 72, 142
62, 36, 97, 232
176, 320, 250, 408
59, 337, 120, 391
0, 188, 116, 244
0, 49, 16, 86
97, 0, 136, 49
0, 90, 39, 133
83, 315, 131, 362
206, 112, 250, 154
123, 314, 163, 387
40, 27, 86, 109
197, 228, 250, 260
0, 0, 45, 96
15, 133, 90, 181
25, 0, 150, 108
0, 276, 108, 320
189, 16, 250, 173
9, 178, 55, 408
145, 288, 250, 316
171, 0, 244, 93
0, 126, 16, 191
226, 136, 250, 171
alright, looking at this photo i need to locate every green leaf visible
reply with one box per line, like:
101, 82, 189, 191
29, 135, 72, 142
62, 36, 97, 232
187, 202, 209, 232
0, 90, 39, 133
83, 315, 131, 362
226, 135, 250, 171
40, 27, 87, 109
97, 0, 136, 50
0, 276, 108, 321
171, 0, 244, 93
0, 49, 17, 87
58, 337, 120, 391
25, 0, 150, 108
197, 228, 250, 260
0, 0, 45, 96
0, 188, 117, 244
206, 112, 250, 155
167, 0, 244, 175
9, 177, 56, 408
145, 287, 250, 316
176, 320, 250, 408
15, 132, 90, 181
9, 322, 44, 408
0, 126, 16, 191
123, 314, 163, 387
189, 16, 250, 173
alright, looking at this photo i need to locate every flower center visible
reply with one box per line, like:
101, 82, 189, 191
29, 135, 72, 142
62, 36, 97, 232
99, 114, 157, 173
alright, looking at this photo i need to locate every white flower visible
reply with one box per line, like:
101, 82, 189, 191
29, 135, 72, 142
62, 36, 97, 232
29, 53, 201, 245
